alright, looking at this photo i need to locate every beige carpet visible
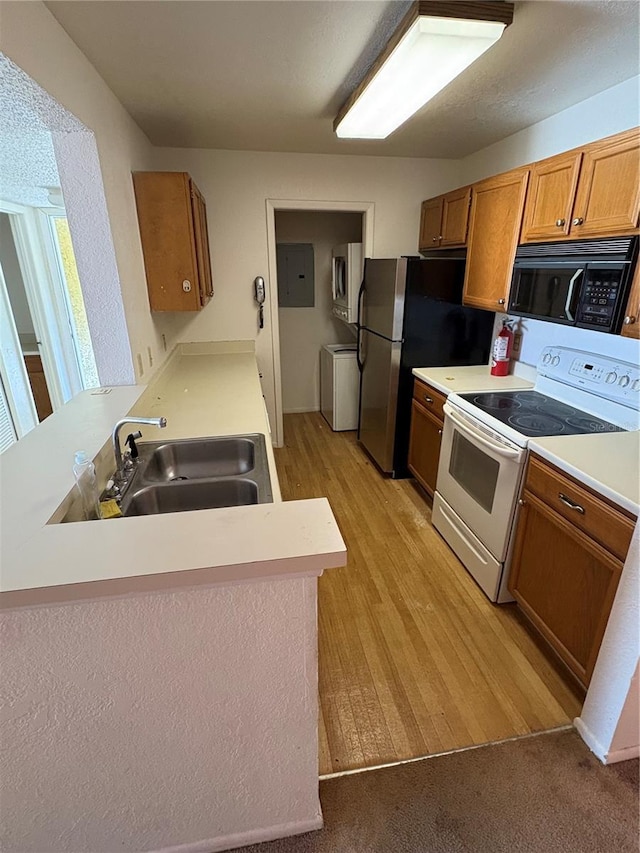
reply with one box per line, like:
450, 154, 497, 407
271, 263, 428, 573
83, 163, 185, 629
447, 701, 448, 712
239, 730, 638, 852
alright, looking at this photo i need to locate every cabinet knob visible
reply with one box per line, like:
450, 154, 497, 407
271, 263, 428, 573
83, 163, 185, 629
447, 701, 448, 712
424, 395, 433, 403
518, 498, 526, 506
497, 298, 506, 305
572, 217, 584, 226
624, 315, 637, 325
555, 218, 565, 227
438, 429, 442, 435
182, 280, 192, 292
432, 237, 438, 242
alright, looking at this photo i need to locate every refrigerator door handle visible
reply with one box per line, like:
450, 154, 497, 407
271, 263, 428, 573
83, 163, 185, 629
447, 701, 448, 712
356, 277, 366, 373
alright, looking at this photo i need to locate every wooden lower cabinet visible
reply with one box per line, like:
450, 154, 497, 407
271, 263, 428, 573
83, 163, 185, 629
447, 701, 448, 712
408, 399, 443, 498
508, 456, 635, 688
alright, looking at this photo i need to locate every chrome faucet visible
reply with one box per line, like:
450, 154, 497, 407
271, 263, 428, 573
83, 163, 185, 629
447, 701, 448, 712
112, 416, 167, 479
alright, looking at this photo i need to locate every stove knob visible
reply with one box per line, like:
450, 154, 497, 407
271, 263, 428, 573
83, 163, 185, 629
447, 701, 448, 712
543, 353, 552, 365
551, 356, 560, 366
633, 379, 640, 392
618, 375, 630, 388
605, 371, 618, 384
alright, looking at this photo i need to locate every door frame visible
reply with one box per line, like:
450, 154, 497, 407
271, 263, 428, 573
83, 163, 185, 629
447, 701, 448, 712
0, 260, 38, 437
0, 200, 84, 409
265, 199, 374, 447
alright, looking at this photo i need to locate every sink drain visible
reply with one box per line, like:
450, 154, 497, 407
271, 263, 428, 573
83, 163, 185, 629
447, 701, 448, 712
170, 476, 189, 481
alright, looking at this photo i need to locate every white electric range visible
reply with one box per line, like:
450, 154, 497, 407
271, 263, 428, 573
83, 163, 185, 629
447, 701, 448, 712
432, 346, 640, 603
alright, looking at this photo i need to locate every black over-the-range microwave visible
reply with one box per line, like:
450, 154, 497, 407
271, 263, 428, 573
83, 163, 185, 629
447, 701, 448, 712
508, 236, 638, 333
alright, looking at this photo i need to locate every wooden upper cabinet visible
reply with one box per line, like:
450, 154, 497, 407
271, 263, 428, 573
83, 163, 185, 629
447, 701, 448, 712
463, 168, 529, 311
571, 128, 640, 238
419, 197, 444, 250
133, 171, 214, 312
440, 186, 471, 247
419, 187, 471, 251
520, 152, 582, 243
621, 255, 640, 338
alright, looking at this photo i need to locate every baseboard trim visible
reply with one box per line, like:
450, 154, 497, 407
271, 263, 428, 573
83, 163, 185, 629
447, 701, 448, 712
606, 743, 640, 763
574, 716, 608, 763
283, 406, 320, 414
153, 815, 323, 853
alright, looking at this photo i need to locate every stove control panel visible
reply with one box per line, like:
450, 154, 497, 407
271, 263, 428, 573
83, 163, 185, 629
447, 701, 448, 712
539, 347, 640, 408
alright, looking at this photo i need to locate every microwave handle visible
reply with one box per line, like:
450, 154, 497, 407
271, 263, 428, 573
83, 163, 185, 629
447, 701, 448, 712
331, 259, 337, 301
443, 404, 524, 460
564, 268, 583, 322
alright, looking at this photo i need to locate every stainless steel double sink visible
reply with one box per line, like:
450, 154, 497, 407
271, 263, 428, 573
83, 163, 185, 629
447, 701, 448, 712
116, 434, 273, 517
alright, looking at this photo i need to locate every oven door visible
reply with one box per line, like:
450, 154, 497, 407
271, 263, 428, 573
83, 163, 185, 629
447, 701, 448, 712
436, 403, 526, 561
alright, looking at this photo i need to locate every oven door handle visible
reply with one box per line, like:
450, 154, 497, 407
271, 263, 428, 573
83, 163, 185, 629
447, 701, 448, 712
443, 404, 523, 460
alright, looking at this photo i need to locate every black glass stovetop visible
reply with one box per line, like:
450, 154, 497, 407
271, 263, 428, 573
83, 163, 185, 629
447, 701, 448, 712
460, 390, 624, 438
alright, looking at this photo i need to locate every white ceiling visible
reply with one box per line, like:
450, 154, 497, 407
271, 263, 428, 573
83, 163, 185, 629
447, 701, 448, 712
45, 0, 640, 158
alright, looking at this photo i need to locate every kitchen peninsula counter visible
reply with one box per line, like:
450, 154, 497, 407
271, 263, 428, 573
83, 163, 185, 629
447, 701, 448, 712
1, 341, 342, 853
0, 341, 346, 608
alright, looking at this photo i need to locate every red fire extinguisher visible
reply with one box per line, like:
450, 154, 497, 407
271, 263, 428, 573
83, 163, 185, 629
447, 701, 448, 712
491, 320, 514, 377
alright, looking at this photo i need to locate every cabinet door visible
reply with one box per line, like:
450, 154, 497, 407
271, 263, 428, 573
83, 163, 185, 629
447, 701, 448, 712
621, 257, 640, 339
520, 152, 582, 243
509, 491, 623, 688
133, 171, 201, 311
419, 197, 443, 250
463, 168, 529, 311
190, 181, 213, 308
408, 400, 443, 498
571, 128, 640, 238
441, 186, 471, 247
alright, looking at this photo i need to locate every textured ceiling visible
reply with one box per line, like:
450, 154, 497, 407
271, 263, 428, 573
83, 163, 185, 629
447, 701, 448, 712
44, 0, 640, 158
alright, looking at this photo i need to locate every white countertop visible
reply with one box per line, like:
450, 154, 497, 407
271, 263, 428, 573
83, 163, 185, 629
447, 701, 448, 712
0, 342, 346, 608
412, 364, 534, 396
529, 431, 640, 517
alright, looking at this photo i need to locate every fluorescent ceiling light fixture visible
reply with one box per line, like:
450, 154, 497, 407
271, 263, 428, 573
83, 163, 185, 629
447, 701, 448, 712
335, 2, 513, 140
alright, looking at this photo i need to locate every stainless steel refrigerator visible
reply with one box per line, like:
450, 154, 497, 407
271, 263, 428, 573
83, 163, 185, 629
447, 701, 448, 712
357, 256, 494, 477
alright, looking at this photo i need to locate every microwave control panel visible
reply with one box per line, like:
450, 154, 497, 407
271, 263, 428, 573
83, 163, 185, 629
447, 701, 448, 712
576, 269, 622, 330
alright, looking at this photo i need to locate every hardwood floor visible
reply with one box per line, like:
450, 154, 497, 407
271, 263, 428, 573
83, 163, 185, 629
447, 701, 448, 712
274, 412, 583, 776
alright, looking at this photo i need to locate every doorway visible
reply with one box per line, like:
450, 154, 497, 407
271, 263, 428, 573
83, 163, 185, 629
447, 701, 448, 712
275, 211, 363, 416
265, 200, 374, 447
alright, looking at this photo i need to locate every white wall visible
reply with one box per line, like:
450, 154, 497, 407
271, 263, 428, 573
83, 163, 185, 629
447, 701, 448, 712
151, 146, 460, 435
276, 211, 360, 413
459, 75, 640, 370
0, 1, 174, 384
577, 525, 640, 763
1, 576, 322, 853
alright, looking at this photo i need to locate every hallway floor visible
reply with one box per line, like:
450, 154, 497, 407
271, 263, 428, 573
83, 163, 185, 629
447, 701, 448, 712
274, 413, 583, 776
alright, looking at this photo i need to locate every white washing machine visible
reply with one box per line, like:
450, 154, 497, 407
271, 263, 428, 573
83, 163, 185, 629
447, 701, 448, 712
320, 344, 359, 431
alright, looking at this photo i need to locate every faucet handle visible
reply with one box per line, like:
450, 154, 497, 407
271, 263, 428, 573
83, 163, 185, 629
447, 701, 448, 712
125, 431, 142, 459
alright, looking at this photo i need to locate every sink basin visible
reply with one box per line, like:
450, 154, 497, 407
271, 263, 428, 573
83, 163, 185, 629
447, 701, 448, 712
142, 436, 256, 482
122, 479, 259, 516
113, 432, 272, 517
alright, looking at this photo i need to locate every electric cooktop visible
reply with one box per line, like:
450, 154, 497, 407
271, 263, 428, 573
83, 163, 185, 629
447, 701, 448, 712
460, 390, 625, 438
